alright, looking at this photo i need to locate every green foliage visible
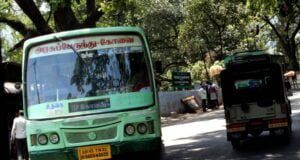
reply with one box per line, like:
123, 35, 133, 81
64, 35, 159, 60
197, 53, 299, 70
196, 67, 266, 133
98, 0, 142, 26
213, 60, 224, 68
179, 0, 251, 62
1, 0, 298, 80
246, 0, 300, 70
1, 25, 23, 63
50, 0, 65, 10
140, 0, 185, 78
191, 61, 209, 82
246, 0, 277, 15
0, 1, 10, 15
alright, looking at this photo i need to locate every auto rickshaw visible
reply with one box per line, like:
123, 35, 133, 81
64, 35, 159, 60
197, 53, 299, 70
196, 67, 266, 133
220, 50, 292, 149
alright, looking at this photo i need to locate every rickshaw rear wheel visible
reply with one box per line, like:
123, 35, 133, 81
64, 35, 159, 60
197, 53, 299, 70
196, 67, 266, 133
250, 130, 263, 137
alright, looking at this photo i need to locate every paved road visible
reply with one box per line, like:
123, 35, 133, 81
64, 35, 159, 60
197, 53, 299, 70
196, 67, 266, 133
161, 91, 300, 160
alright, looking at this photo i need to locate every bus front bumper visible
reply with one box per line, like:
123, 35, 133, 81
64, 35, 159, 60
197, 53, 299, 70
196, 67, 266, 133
29, 137, 162, 160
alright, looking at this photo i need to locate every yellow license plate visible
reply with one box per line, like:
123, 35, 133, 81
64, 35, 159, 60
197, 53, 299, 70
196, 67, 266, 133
78, 144, 111, 160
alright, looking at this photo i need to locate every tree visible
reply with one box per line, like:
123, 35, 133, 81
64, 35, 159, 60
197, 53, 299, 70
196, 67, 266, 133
0, 1, 111, 158
97, 0, 143, 26
0, 0, 110, 53
191, 60, 210, 82
247, 0, 300, 70
141, 0, 185, 65
179, 0, 251, 62
0, 24, 6, 160
178, 0, 256, 82
127, 0, 187, 84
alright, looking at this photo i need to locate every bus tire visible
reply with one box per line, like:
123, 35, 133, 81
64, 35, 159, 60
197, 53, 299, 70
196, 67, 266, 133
143, 140, 164, 160
231, 140, 241, 150
153, 141, 165, 159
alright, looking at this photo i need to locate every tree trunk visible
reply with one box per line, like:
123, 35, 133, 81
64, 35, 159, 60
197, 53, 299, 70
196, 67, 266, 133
14, 0, 52, 34
201, 52, 210, 80
84, 0, 97, 27
289, 55, 299, 71
218, 29, 224, 59
285, 39, 299, 71
53, 0, 81, 31
262, 16, 300, 71
0, 42, 8, 160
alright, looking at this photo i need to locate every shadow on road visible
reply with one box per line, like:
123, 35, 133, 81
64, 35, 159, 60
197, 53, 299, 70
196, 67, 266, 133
161, 93, 300, 160
162, 108, 225, 127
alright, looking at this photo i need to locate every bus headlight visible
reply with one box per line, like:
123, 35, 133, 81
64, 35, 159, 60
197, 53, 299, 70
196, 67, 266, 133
137, 123, 148, 134
125, 124, 135, 135
49, 133, 60, 144
38, 134, 48, 145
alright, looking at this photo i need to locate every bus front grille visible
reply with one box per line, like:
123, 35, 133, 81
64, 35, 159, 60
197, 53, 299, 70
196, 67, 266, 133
62, 120, 89, 127
62, 117, 120, 128
93, 117, 120, 125
64, 127, 117, 143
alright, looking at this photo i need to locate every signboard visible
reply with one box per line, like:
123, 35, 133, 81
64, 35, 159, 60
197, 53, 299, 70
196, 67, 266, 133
172, 72, 192, 89
29, 35, 142, 59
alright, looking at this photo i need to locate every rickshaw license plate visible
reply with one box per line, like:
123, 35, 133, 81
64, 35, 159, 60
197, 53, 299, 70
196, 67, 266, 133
78, 144, 111, 160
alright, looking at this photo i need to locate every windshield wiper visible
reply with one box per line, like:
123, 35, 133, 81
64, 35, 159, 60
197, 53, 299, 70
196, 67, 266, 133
32, 60, 41, 104
54, 36, 87, 65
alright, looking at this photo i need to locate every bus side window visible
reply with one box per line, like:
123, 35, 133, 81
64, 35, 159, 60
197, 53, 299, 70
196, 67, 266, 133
130, 53, 150, 92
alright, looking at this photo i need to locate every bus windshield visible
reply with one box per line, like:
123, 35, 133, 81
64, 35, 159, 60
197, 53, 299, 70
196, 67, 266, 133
26, 35, 152, 108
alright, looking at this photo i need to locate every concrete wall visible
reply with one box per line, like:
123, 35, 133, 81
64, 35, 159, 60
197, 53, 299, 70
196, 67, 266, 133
159, 89, 222, 117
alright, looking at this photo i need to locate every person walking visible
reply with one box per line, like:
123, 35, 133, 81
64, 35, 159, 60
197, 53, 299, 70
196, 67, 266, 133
208, 83, 218, 109
199, 84, 208, 112
11, 110, 28, 160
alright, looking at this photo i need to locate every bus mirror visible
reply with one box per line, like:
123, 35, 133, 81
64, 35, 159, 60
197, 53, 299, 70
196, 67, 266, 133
155, 61, 163, 74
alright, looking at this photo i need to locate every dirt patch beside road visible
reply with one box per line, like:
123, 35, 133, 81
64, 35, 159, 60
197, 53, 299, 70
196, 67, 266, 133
161, 106, 224, 127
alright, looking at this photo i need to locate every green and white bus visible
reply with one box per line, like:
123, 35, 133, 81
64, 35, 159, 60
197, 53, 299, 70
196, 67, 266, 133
22, 27, 162, 160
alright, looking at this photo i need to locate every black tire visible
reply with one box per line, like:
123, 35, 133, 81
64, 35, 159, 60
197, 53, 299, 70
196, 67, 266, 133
231, 140, 241, 150
143, 141, 164, 160
283, 126, 292, 142
154, 141, 165, 159
250, 130, 263, 137
270, 126, 291, 143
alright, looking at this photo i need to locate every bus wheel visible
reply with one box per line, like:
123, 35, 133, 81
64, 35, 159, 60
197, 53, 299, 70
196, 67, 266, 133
154, 141, 165, 159
144, 141, 164, 160
231, 140, 241, 150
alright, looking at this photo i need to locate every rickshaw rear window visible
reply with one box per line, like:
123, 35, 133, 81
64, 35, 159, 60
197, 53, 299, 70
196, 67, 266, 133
234, 79, 263, 90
